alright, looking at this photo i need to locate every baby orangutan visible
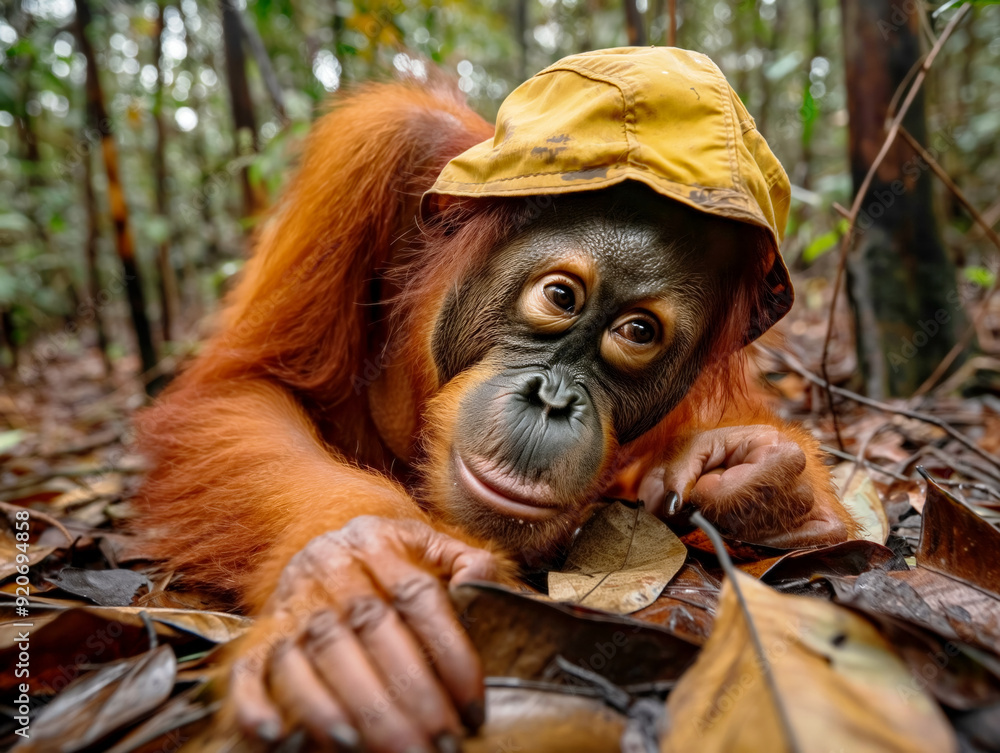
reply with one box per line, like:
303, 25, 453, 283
134, 48, 854, 752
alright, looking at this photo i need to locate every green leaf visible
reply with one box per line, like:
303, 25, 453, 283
963, 265, 997, 288
802, 228, 839, 264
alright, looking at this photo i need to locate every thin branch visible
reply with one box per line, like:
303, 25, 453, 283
0, 500, 74, 545
770, 347, 1000, 473
897, 126, 1000, 397
819, 5, 971, 424
692, 511, 803, 753
819, 445, 911, 483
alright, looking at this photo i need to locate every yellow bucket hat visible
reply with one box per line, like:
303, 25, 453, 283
425, 46, 794, 340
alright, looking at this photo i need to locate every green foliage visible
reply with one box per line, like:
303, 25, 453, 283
963, 265, 997, 288
802, 219, 849, 265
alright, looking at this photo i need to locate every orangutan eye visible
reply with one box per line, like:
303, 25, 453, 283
544, 283, 576, 313
522, 272, 587, 333
615, 317, 657, 344
601, 307, 671, 370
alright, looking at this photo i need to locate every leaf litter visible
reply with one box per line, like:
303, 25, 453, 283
3, 341, 1000, 751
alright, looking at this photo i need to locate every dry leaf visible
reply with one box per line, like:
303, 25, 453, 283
452, 582, 697, 687
918, 474, 1000, 599
0, 605, 248, 692
463, 687, 626, 753
46, 567, 150, 607
632, 561, 720, 645
662, 571, 957, 753
739, 539, 900, 583
548, 501, 686, 614
50, 476, 123, 512
103, 683, 217, 753
831, 464, 889, 543
13, 645, 176, 753
826, 569, 1000, 710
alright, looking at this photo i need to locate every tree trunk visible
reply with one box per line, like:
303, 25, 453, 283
221, 0, 265, 217
0, 309, 16, 370
754, 0, 786, 139
624, 0, 647, 46
516, 0, 529, 83
152, 1, 178, 343
82, 145, 111, 375
74, 0, 159, 381
798, 0, 820, 191
241, 10, 287, 123
181, 9, 221, 272
840, 0, 966, 397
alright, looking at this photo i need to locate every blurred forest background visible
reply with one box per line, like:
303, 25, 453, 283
0, 0, 998, 401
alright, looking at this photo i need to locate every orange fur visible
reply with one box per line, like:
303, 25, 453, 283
133, 79, 848, 614
133, 80, 495, 609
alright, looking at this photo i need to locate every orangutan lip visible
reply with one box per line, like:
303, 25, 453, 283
454, 455, 560, 522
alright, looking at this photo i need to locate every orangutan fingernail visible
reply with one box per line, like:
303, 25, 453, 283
665, 490, 681, 516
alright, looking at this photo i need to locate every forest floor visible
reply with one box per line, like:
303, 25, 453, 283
1, 283, 999, 752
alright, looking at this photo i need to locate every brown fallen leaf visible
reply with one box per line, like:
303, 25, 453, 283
0, 605, 248, 692
548, 501, 686, 614
661, 571, 957, 753
826, 569, 1000, 711
463, 687, 626, 753
632, 561, 720, 645
917, 471, 1000, 600
452, 582, 697, 687
893, 568, 1000, 656
741, 539, 900, 583
46, 567, 150, 607
831, 464, 889, 543
103, 683, 218, 753
13, 645, 176, 753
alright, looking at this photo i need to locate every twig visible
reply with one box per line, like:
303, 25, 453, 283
821, 445, 1000, 500
691, 511, 803, 753
931, 477, 1000, 502
885, 52, 927, 124
819, 5, 971, 425
831, 202, 852, 220
922, 445, 1000, 487
819, 445, 911, 483
768, 347, 1000, 473
843, 423, 887, 494
897, 126, 1000, 397
0, 500, 74, 545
